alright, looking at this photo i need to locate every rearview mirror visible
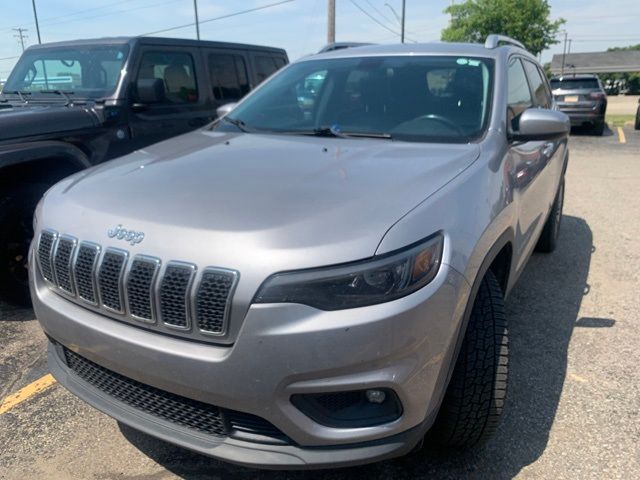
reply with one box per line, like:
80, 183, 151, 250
511, 109, 570, 141
216, 102, 237, 118
136, 78, 165, 104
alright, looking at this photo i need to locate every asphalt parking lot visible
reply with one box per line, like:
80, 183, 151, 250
1, 126, 639, 479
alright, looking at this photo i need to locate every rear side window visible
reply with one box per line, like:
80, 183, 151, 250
208, 53, 250, 102
137, 51, 198, 104
254, 55, 279, 84
507, 58, 533, 130
522, 60, 551, 108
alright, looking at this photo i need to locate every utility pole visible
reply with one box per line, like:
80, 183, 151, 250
193, 0, 200, 40
567, 39, 572, 54
400, 0, 406, 44
560, 30, 568, 76
327, 0, 335, 44
31, 0, 42, 44
13, 28, 28, 51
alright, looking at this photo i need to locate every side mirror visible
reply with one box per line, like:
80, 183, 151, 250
136, 78, 165, 104
511, 108, 570, 141
216, 102, 237, 118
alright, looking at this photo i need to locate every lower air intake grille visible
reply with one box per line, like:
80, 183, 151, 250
195, 269, 236, 334
62, 348, 290, 443
38, 230, 56, 282
98, 250, 127, 312
54, 237, 76, 294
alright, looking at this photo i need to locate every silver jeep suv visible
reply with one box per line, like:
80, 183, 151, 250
31, 35, 569, 469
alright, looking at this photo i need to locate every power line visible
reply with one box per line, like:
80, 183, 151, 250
12, 28, 28, 51
349, 0, 416, 42
141, 0, 296, 36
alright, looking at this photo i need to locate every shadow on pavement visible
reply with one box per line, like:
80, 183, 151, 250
0, 301, 33, 322
120, 215, 594, 480
570, 124, 613, 137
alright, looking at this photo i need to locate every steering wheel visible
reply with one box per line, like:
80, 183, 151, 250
416, 114, 465, 136
61, 59, 76, 68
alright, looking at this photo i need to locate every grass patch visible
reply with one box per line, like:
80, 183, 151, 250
606, 114, 635, 127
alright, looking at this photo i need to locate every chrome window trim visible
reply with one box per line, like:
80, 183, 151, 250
124, 255, 161, 324
193, 267, 240, 337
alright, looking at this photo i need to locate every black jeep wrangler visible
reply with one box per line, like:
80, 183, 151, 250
0, 36, 287, 304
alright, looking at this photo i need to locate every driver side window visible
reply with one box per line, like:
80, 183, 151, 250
507, 58, 533, 131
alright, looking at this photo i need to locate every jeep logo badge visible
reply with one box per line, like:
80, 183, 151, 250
108, 224, 145, 246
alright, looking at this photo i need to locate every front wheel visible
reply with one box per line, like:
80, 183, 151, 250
428, 270, 508, 448
0, 184, 48, 306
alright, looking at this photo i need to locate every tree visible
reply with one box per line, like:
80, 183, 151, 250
441, 0, 565, 56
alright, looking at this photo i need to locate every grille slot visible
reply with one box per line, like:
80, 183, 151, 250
159, 263, 194, 329
195, 269, 237, 335
63, 348, 227, 436
74, 243, 100, 304
126, 257, 160, 322
38, 230, 57, 283
53, 236, 76, 294
98, 249, 127, 312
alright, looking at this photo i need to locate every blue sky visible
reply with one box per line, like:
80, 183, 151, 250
1, 0, 639, 79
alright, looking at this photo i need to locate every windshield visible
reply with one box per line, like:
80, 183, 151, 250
550, 78, 600, 90
217, 55, 494, 143
4, 45, 129, 99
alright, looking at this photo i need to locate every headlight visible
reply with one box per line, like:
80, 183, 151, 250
254, 233, 443, 310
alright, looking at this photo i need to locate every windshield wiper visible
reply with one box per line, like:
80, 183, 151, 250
311, 126, 392, 140
41, 89, 78, 105
220, 116, 253, 133
1, 90, 31, 103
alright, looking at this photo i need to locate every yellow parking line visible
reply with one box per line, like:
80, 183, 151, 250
617, 127, 626, 144
0, 374, 57, 415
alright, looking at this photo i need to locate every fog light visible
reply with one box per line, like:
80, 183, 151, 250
366, 389, 386, 404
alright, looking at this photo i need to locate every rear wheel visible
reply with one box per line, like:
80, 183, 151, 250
0, 184, 48, 306
592, 120, 605, 136
428, 270, 508, 448
635, 106, 640, 130
535, 178, 565, 253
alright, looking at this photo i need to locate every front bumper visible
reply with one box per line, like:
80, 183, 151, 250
32, 252, 469, 468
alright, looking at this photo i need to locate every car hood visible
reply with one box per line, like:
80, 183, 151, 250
42, 130, 479, 273
0, 103, 98, 141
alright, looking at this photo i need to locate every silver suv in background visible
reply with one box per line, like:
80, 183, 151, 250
550, 74, 607, 135
31, 35, 569, 469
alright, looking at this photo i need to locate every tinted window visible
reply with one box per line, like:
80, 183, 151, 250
209, 53, 249, 102
137, 51, 198, 104
507, 59, 533, 130
550, 78, 600, 90
218, 55, 494, 143
274, 56, 287, 69
4, 45, 128, 98
254, 55, 279, 83
523, 60, 551, 108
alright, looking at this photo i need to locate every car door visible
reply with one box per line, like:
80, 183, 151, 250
128, 47, 213, 150
506, 57, 557, 273
205, 49, 251, 112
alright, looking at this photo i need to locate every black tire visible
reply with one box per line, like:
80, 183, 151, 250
635, 107, 640, 130
0, 184, 49, 306
592, 120, 605, 136
429, 270, 508, 448
535, 178, 565, 253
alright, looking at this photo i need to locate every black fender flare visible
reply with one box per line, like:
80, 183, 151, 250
0, 140, 91, 172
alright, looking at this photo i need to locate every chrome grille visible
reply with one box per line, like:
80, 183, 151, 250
98, 249, 127, 312
196, 269, 237, 335
159, 263, 194, 329
53, 236, 76, 294
74, 243, 100, 304
38, 230, 57, 282
35, 230, 238, 343
126, 257, 160, 321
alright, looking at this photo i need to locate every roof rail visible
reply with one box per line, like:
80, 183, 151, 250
484, 34, 525, 50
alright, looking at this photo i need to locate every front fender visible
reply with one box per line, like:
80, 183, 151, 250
0, 141, 91, 170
